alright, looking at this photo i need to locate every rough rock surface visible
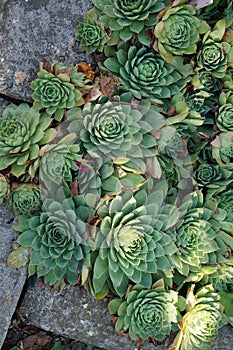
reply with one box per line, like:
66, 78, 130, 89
0, 203, 27, 349
19, 280, 173, 350
19, 279, 233, 350
0, 0, 93, 102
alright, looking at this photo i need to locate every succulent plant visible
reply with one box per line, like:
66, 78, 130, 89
76, 17, 107, 54
72, 98, 164, 175
170, 191, 227, 276
91, 184, 177, 297
170, 284, 227, 350
212, 132, 233, 169
92, 0, 165, 45
16, 187, 93, 289
175, 124, 201, 154
199, 263, 233, 292
196, 20, 232, 79
104, 42, 190, 106
0, 174, 9, 203
223, 68, 233, 90
192, 70, 221, 93
206, 187, 233, 234
217, 104, 233, 132
0, 103, 56, 177
108, 280, 182, 341
8, 184, 41, 216
154, 5, 209, 63
31, 63, 91, 121
185, 90, 211, 116
39, 134, 82, 189
197, 0, 233, 27
74, 157, 102, 197
217, 188, 233, 223
194, 162, 232, 188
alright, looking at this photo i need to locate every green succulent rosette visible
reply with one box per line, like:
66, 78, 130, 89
212, 132, 233, 169
39, 134, 82, 189
170, 285, 227, 350
154, 5, 209, 63
74, 157, 102, 197
191, 70, 221, 93
196, 20, 233, 79
31, 63, 91, 121
196, 39, 227, 78
76, 17, 107, 54
217, 104, 233, 132
91, 184, 177, 298
108, 280, 182, 341
104, 42, 190, 106
170, 191, 227, 276
0, 174, 9, 203
185, 90, 211, 117
0, 103, 56, 177
200, 263, 233, 292
8, 184, 41, 216
194, 162, 232, 188
15, 188, 93, 289
92, 0, 165, 46
72, 98, 165, 174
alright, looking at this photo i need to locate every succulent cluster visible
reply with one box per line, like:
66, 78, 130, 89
1, 0, 233, 349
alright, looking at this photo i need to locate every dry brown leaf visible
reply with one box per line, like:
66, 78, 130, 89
99, 73, 118, 98
211, 136, 221, 148
77, 62, 95, 81
22, 332, 52, 350
86, 88, 102, 102
70, 180, 79, 197
167, 105, 176, 117
42, 58, 51, 72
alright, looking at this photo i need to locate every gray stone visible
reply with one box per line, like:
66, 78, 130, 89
19, 279, 233, 350
0, 0, 93, 102
0, 203, 27, 349
19, 280, 173, 350
212, 325, 233, 350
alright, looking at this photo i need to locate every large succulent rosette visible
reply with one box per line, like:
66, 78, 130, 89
92, 0, 165, 45
170, 285, 227, 350
91, 186, 177, 297
104, 43, 189, 106
74, 98, 164, 174
170, 191, 227, 276
39, 134, 82, 189
108, 280, 181, 341
0, 103, 56, 177
16, 188, 93, 288
31, 63, 90, 121
8, 184, 41, 216
197, 20, 232, 78
154, 5, 209, 63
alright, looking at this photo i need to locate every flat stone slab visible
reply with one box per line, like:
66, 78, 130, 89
19, 280, 172, 350
0, 203, 27, 349
19, 279, 233, 350
0, 0, 92, 102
